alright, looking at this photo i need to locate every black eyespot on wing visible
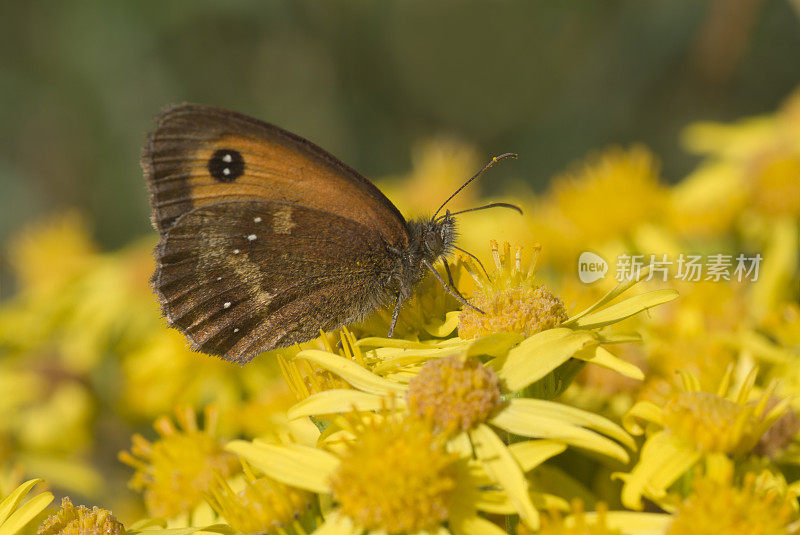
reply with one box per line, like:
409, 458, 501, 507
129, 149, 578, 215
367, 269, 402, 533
208, 149, 244, 182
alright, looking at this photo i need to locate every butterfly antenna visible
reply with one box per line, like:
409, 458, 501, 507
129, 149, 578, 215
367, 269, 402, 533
436, 202, 523, 220
431, 152, 518, 220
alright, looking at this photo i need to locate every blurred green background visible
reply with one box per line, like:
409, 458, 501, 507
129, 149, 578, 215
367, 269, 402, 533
1, 0, 799, 252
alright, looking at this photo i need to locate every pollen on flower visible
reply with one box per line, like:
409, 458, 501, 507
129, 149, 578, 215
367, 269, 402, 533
662, 391, 756, 454
329, 413, 458, 533
38, 497, 124, 535
207, 475, 311, 535
459, 241, 568, 339
665, 471, 798, 535
406, 355, 502, 432
118, 406, 239, 518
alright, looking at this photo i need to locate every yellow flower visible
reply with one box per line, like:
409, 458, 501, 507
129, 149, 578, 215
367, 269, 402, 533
665, 464, 798, 535
206, 471, 311, 535
276, 260, 682, 525
616, 368, 788, 510
119, 406, 239, 520
531, 145, 666, 266
458, 242, 568, 339
37, 498, 124, 535
679, 89, 800, 222
228, 410, 569, 533
0, 479, 53, 535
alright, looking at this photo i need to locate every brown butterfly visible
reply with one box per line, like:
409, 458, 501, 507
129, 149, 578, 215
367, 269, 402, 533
142, 104, 518, 363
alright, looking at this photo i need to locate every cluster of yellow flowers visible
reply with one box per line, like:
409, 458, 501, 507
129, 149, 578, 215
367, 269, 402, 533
1, 90, 799, 535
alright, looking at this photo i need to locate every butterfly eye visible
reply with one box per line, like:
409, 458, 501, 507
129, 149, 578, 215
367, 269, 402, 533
208, 149, 244, 182
425, 231, 442, 252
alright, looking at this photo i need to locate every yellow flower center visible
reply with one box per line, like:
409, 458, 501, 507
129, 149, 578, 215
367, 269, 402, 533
119, 407, 239, 518
330, 415, 458, 533
208, 476, 311, 535
548, 145, 665, 242
459, 242, 568, 339
752, 154, 800, 217
662, 391, 755, 454
406, 356, 502, 432
459, 285, 568, 339
38, 498, 125, 535
666, 473, 797, 535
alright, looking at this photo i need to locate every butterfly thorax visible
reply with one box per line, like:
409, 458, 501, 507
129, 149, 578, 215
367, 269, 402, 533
393, 215, 456, 299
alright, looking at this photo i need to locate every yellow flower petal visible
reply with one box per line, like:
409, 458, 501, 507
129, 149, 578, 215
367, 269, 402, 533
0, 479, 44, 525
496, 329, 597, 392
310, 510, 358, 535
622, 401, 664, 435
295, 350, 406, 395
573, 345, 644, 380
566, 289, 679, 329
225, 440, 338, 494
449, 512, 508, 535
423, 311, 461, 337
469, 424, 539, 530
564, 267, 654, 323
463, 332, 524, 358
614, 431, 701, 510
356, 337, 435, 350
287, 390, 405, 420
0, 480, 53, 535
507, 440, 567, 472
577, 512, 671, 535
127, 525, 234, 535
490, 399, 631, 463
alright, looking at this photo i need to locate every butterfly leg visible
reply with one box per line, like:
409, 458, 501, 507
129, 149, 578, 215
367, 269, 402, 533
387, 293, 404, 338
442, 259, 468, 302
422, 259, 484, 314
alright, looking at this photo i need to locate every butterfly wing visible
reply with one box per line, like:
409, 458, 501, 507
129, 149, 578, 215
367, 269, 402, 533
142, 103, 408, 247
155, 200, 396, 363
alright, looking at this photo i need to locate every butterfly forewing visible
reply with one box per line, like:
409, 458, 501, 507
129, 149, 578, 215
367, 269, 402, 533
154, 200, 395, 363
142, 104, 408, 247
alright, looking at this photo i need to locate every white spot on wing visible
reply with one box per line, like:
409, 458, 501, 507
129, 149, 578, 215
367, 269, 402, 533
233, 249, 240, 254
222, 168, 231, 176
223, 302, 231, 308
247, 234, 257, 241
254, 217, 262, 223
222, 153, 233, 163
233, 328, 239, 333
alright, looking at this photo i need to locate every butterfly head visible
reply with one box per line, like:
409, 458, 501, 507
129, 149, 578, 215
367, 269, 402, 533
406, 212, 456, 265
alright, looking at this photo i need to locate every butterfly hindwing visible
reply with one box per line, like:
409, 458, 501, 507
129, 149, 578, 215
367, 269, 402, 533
154, 200, 395, 363
142, 104, 408, 248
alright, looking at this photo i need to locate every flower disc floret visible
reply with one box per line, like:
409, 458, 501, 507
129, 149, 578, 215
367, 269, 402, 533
329, 415, 458, 533
458, 241, 568, 339
666, 472, 797, 535
406, 355, 502, 432
662, 391, 754, 454
208, 476, 311, 535
38, 498, 124, 535
118, 406, 239, 518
